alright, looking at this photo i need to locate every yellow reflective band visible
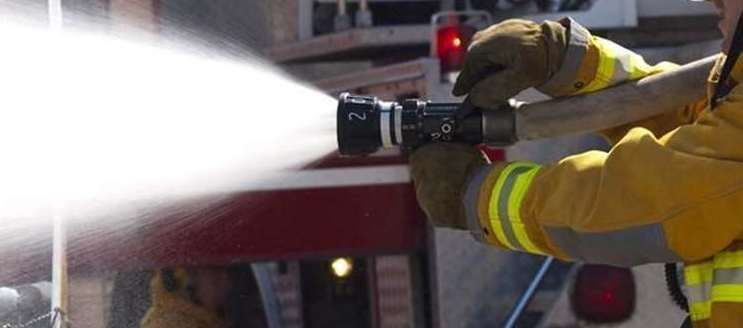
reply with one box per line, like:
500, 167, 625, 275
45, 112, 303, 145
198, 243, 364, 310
688, 283, 743, 322
583, 37, 616, 93
583, 38, 659, 93
712, 284, 743, 303
689, 300, 712, 321
627, 54, 643, 80
488, 162, 544, 254
507, 163, 544, 255
626, 53, 654, 81
685, 262, 714, 286
684, 253, 743, 323
488, 164, 518, 250
713, 250, 743, 269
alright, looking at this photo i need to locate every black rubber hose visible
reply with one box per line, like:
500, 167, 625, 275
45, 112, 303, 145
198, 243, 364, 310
665, 263, 689, 312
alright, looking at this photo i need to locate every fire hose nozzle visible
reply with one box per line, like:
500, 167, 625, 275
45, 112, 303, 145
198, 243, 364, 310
336, 92, 517, 156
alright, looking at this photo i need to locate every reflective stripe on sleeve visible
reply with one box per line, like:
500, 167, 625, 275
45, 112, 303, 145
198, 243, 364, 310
712, 250, 743, 269
488, 165, 518, 250
539, 19, 664, 97
544, 223, 681, 267
487, 162, 545, 255
685, 262, 714, 286
685, 261, 714, 321
684, 250, 743, 322
582, 37, 654, 93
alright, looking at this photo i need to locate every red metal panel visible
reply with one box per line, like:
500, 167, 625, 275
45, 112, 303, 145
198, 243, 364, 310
1, 149, 510, 283
97, 184, 426, 270
0, 182, 425, 284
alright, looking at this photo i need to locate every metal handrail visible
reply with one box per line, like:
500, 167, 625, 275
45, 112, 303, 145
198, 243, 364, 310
503, 256, 555, 328
252, 263, 284, 328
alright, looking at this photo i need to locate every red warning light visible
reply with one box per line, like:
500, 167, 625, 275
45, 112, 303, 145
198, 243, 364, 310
451, 36, 462, 48
601, 291, 614, 304
571, 264, 636, 323
435, 24, 475, 73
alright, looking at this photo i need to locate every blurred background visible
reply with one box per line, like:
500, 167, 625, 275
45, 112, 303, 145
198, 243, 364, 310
0, 1, 723, 327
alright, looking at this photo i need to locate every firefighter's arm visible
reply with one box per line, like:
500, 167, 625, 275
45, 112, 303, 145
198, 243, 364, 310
465, 85, 743, 266
538, 19, 708, 143
453, 18, 706, 136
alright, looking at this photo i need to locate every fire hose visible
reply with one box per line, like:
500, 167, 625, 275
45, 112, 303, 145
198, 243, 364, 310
336, 55, 717, 156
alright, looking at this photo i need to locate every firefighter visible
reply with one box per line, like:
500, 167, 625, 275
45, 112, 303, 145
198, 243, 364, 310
140, 269, 229, 328
410, 0, 743, 327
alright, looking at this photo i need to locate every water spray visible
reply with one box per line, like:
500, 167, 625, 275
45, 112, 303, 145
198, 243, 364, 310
336, 55, 717, 156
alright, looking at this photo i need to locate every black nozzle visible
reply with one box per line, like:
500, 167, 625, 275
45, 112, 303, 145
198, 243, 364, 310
336, 93, 383, 156
336, 93, 516, 157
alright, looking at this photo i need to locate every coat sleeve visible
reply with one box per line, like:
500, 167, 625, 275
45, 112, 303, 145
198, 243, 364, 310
684, 242, 743, 327
461, 18, 716, 265
464, 84, 743, 267
537, 18, 708, 145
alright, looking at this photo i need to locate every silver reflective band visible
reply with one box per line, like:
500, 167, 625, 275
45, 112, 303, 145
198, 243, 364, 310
380, 102, 393, 148
545, 223, 681, 267
394, 106, 403, 145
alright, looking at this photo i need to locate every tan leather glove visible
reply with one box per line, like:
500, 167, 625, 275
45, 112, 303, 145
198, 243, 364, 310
452, 19, 568, 109
409, 143, 487, 230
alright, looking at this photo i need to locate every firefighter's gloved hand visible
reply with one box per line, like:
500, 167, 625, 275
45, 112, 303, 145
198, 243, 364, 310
409, 143, 487, 230
453, 19, 567, 109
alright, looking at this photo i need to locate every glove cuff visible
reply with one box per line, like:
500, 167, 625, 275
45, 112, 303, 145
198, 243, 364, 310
463, 165, 492, 243
538, 17, 592, 97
